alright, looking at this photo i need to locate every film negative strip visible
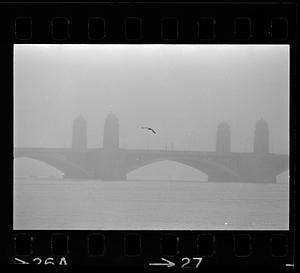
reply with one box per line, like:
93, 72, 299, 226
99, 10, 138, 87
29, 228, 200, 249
0, 0, 296, 269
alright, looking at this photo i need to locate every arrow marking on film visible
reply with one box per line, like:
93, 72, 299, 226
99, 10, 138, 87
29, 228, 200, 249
14, 258, 29, 264
149, 258, 175, 267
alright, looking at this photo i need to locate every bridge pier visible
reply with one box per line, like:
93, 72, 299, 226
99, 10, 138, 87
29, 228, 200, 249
257, 176, 277, 183
208, 172, 277, 183
100, 173, 127, 181
95, 149, 128, 181
62, 172, 90, 180
208, 174, 239, 183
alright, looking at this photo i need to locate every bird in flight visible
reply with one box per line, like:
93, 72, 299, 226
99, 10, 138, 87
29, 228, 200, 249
141, 126, 157, 134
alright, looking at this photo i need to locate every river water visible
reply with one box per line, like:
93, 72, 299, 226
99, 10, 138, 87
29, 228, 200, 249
14, 178, 289, 230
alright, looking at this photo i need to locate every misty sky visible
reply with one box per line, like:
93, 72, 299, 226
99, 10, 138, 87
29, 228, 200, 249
14, 44, 289, 154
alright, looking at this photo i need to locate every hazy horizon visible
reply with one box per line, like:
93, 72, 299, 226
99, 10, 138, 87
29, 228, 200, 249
14, 45, 289, 154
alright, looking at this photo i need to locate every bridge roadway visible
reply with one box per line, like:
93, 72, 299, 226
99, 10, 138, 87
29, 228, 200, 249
14, 147, 289, 183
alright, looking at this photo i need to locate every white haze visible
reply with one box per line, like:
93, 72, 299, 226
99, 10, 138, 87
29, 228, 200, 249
14, 45, 289, 154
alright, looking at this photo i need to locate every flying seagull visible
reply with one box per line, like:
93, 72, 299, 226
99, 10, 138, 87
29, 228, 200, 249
141, 126, 157, 134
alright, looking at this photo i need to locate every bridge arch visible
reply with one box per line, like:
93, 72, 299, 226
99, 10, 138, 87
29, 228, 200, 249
14, 157, 64, 177
127, 159, 209, 181
14, 154, 91, 179
125, 157, 242, 182
276, 170, 289, 184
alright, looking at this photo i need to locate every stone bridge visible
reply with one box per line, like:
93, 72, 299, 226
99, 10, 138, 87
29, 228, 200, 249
14, 113, 289, 183
14, 147, 289, 183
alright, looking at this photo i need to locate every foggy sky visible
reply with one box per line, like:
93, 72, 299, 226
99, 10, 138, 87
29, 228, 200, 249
14, 44, 289, 154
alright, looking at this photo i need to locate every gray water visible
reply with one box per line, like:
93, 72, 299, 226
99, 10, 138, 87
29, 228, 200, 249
14, 178, 289, 230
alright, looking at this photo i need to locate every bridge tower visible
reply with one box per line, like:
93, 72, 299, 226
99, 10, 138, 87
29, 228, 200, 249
103, 112, 119, 150
253, 118, 269, 153
72, 115, 87, 151
216, 121, 231, 153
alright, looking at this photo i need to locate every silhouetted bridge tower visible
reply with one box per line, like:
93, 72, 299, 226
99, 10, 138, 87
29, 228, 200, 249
14, 113, 289, 183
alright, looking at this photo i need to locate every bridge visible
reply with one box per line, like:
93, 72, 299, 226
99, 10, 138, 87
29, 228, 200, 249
14, 114, 289, 183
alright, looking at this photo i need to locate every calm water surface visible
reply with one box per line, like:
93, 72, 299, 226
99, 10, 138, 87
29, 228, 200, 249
14, 178, 289, 230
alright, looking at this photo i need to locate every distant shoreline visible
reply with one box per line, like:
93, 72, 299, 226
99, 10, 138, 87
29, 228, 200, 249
14, 177, 289, 184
